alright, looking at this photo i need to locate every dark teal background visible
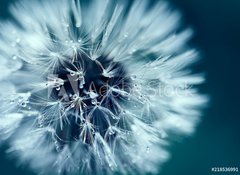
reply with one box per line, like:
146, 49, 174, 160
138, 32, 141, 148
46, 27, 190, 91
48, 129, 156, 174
0, 0, 240, 175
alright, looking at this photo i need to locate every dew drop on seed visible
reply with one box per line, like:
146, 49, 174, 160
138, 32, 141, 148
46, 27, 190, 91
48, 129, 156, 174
16, 38, 21, 43
89, 92, 98, 99
20, 102, 27, 107
79, 81, 84, 89
54, 141, 60, 152
109, 128, 115, 135
72, 94, 78, 100
70, 103, 75, 108
76, 23, 81, 28
131, 75, 137, 80
70, 71, 75, 76
56, 86, 61, 91
146, 146, 150, 153
91, 99, 97, 105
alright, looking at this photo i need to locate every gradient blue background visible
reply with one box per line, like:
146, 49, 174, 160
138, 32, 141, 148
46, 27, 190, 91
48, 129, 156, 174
0, 0, 240, 175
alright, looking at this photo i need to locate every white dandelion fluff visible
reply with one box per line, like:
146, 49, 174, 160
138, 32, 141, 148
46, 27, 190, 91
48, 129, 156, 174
0, 0, 207, 175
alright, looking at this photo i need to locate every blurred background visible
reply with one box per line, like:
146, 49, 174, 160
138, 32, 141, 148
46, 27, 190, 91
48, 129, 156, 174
0, 0, 240, 175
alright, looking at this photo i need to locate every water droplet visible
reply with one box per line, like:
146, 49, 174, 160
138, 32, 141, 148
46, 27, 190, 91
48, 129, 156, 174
91, 99, 97, 105
12, 55, 17, 60
54, 140, 60, 152
89, 92, 98, 99
10, 99, 15, 104
16, 38, 21, 43
146, 146, 150, 153
70, 71, 75, 76
72, 45, 77, 51
80, 111, 84, 116
20, 102, 27, 107
109, 128, 115, 135
38, 120, 43, 127
76, 22, 81, 28
79, 81, 84, 89
70, 103, 75, 108
131, 75, 137, 80
72, 94, 78, 100
56, 86, 61, 91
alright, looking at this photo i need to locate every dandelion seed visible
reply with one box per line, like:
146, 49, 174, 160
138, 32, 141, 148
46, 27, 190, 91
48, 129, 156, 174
0, 0, 207, 175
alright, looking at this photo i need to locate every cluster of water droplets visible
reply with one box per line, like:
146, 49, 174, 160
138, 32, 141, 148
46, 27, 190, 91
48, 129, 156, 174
27, 51, 133, 154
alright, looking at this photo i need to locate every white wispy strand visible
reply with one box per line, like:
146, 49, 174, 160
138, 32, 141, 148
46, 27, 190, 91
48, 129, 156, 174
0, 0, 207, 175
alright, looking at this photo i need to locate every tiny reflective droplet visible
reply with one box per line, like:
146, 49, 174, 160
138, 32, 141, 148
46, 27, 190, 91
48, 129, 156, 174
56, 86, 61, 91
16, 38, 21, 43
21, 102, 27, 107
146, 146, 150, 153
131, 75, 137, 80
109, 129, 115, 135
72, 94, 78, 100
89, 91, 98, 99
91, 99, 97, 105
70, 72, 75, 76
71, 103, 75, 108
12, 55, 17, 60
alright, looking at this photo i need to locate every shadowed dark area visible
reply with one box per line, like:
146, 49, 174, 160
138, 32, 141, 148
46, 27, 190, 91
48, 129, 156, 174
48, 53, 131, 145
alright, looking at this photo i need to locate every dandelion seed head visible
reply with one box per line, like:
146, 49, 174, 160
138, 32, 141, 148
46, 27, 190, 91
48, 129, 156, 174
0, 0, 207, 175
